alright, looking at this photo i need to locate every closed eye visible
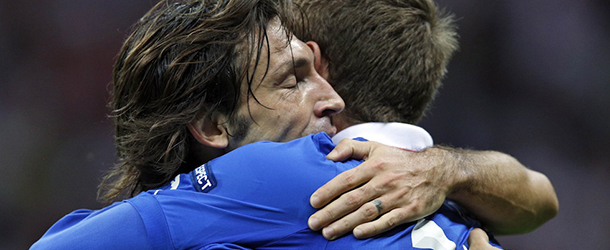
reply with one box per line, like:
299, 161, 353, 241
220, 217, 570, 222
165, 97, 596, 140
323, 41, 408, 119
279, 74, 298, 89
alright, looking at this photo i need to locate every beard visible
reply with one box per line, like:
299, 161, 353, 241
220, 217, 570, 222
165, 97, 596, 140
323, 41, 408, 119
225, 113, 253, 151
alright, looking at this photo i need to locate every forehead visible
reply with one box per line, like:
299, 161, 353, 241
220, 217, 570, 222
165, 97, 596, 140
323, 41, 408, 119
239, 18, 310, 84
267, 19, 291, 52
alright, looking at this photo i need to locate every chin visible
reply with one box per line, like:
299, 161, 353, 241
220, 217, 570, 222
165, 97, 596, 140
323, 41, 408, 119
305, 121, 336, 138
319, 126, 337, 138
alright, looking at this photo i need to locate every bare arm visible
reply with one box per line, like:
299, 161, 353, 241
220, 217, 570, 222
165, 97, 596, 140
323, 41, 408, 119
440, 145, 559, 235
307, 139, 558, 239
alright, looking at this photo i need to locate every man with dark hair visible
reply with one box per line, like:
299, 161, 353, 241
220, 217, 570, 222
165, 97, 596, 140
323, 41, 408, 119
97, 0, 335, 202
32, 0, 348, 248
31, 0, 556, 249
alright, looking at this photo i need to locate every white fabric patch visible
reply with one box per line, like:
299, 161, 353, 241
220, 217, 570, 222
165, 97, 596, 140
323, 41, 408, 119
170, 174, 180, 190
412, 219, 457, 250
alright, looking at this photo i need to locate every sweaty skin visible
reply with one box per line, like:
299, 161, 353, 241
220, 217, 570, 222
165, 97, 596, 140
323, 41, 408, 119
308, 139, 558, 240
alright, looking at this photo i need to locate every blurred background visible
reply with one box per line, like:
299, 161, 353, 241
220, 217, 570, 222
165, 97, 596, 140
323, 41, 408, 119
0, 0, 608, 249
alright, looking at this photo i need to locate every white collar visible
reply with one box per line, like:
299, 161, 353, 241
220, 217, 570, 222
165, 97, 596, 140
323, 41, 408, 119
331, 122, 433, 151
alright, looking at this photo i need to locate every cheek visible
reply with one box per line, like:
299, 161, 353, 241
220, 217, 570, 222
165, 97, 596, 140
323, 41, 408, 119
248, 89, 313, 132
285, 107, 312, 130
264, 107, 295, 128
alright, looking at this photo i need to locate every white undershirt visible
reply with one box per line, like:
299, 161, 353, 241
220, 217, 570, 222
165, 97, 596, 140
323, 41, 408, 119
331, 122, 433, 151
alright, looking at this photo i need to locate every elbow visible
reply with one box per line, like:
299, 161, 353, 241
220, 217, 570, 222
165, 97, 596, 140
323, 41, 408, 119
539, 175, 560, 225
523, 195, 559, 234
498, 172, 559, 235
537, 170, 559, 222
498, 196, 558, 235
547, 191, 559, 220
525, 193, 558, 234
523, 172, 560, 233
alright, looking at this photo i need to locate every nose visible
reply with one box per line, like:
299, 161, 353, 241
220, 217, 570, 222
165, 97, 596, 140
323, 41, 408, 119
313, 77, 345, 118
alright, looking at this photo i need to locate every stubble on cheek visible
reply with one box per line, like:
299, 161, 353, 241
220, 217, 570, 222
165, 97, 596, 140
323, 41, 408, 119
226, 113, 253, 148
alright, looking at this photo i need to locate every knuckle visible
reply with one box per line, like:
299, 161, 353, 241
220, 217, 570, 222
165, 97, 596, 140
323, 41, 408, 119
345, 192, 363, 206
385, 214, 399, 228
340, 218, 352, 230
342, 172, 357, 187
370, 182, 386, 194
358, 184, 377, 198
406, 203, 428, 220
357, 184, 368, 194
394, 209, 412, 223
361, 205, 378, 220
323, 208, 336, 220
409, 203, 423, 216
372, 157, 395, 172
368, 158, 384, 171
338, 138, 352, 145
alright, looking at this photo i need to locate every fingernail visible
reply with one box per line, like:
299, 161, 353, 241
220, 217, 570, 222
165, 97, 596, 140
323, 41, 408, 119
323, 227, 335, 240
311, 195, 320, 207
326, 150, 337, 159
353, 228, 363, 239
309, 217, 320, 230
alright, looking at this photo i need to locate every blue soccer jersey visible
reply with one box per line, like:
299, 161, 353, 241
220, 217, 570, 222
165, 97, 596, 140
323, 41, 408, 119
31, 132, 501, 249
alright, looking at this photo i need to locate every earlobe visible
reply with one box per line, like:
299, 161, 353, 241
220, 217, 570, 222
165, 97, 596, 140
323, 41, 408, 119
306, 41, 330, 79
187, 114, 229, 149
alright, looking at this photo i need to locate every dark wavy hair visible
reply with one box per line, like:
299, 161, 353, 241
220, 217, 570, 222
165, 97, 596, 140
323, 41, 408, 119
294, 0, 458, 125
99, 0, 297, 202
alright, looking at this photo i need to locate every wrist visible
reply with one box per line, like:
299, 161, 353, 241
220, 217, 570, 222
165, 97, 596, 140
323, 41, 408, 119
429, 145, 473, 199
422, 145, 470, 197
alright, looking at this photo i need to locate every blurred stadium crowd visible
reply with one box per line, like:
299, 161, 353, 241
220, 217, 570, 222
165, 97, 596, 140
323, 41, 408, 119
0, 0, 608, 249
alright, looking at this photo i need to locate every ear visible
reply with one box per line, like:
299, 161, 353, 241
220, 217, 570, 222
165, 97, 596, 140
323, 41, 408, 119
306, 41, 330, 79
187, 113, 229, 149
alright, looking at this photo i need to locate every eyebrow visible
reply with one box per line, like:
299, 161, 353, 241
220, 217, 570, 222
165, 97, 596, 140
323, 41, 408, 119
292, 57, 309, 70
272, 56, 310, 77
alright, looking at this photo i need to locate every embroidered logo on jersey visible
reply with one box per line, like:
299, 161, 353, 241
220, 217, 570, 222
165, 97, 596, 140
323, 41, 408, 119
412, 219, 456, 250
170, 175, 180, 190
190, 163, 217, 193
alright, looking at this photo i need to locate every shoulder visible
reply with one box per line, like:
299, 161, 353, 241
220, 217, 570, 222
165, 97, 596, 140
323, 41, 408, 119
31, 197, 159, 250
210, 132, 341, 181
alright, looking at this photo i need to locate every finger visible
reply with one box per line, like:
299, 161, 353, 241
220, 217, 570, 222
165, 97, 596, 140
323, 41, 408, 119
352, 207, 421, 239
310, 162, 374, 208
309, 178, 378, 230
319, 199, 386, 240
326, 139, 376, 162
468, 228, 499, 250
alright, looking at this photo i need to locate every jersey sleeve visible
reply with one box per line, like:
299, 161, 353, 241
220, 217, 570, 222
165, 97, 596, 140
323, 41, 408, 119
30, 202, 153, 250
